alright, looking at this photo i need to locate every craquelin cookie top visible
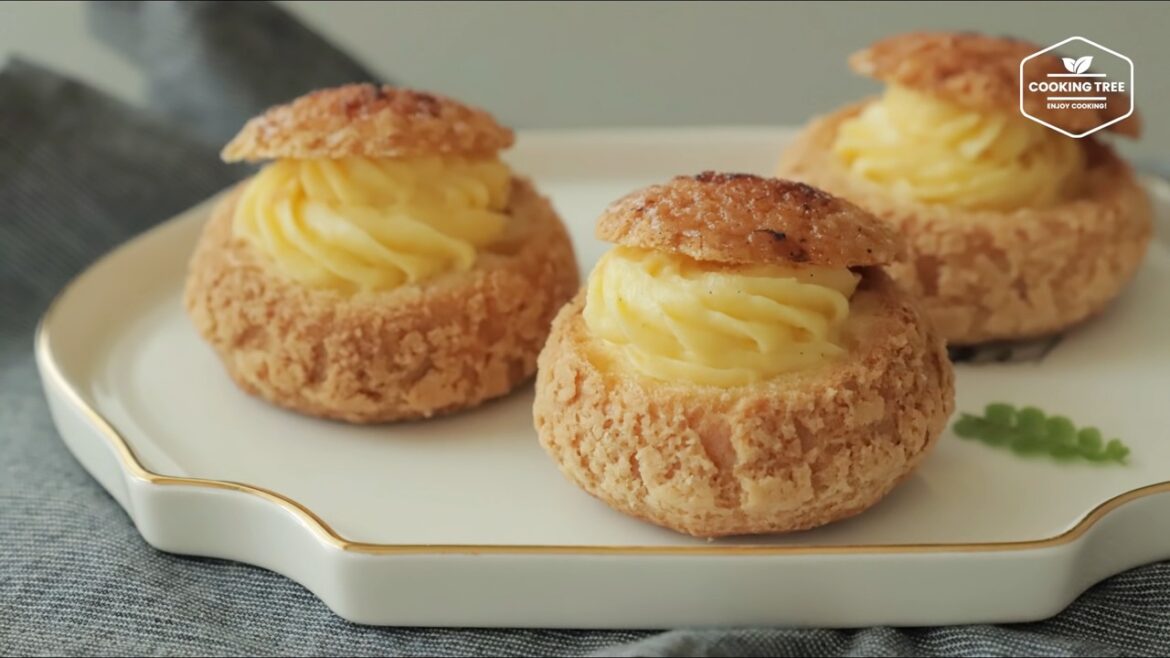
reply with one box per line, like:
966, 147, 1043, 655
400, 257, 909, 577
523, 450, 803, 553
851, 32, 1140, 138
595, 172, 901, 268
221, 84, 515, 162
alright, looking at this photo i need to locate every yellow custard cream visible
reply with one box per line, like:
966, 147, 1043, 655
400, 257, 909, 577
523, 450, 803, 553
234, 156, 512, 291
583, 247, 860, 387
833, 86, 1085, 210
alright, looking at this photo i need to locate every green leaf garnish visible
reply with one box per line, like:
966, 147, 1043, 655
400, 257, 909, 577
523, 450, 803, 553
953, 403, 1130, 464
1018, 407, 1047, 435
953, 414, 986, 438
985, 403, 1016, 427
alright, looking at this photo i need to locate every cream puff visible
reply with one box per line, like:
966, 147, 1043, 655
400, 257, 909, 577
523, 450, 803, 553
185, 85, 579, 422
533, 173, 954, 538
778, 32, 1152, 345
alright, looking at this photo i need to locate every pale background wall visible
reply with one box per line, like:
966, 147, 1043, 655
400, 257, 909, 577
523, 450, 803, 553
0, 1, 1165, 160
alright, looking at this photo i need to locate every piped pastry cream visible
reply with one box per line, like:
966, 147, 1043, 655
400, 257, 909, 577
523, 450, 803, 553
833, 86, 1085, 210
583, 247, 858, 386
779, 32, 1151, 345
234, 156, 511, 291
534, 173, 954, 538
184, 85, 579, 423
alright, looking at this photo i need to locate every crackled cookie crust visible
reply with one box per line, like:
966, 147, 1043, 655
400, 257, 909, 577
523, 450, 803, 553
534, 174, 953, 537
186, 178, 578, 423
779, 105, 1152, 344
188, 84, 578, 422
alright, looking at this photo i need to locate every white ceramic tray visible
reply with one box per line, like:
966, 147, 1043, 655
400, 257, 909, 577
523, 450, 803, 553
37, 128, 1170, 628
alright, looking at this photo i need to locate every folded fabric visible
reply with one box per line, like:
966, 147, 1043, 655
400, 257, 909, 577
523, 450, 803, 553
87, 0, 382, 145
0, 57, 240, 349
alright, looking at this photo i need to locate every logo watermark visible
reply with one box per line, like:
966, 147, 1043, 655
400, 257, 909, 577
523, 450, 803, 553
1019, 36, 1134, 138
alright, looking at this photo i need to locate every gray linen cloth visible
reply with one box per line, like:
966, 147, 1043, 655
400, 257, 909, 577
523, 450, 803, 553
2, 3, 1170, 656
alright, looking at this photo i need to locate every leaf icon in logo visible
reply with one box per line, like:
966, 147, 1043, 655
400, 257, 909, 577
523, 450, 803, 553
1063, 57, 1079, 73
1075, 56, 1093, 74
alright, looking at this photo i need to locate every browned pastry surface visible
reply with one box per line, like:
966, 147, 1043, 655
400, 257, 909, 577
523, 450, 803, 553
851, 32, 1139, 137
221, 84, 515, 162
778, 104, 1152, 345
534, 271, 954, 538
185, 178, 578, 422
595, 172, 902, 268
